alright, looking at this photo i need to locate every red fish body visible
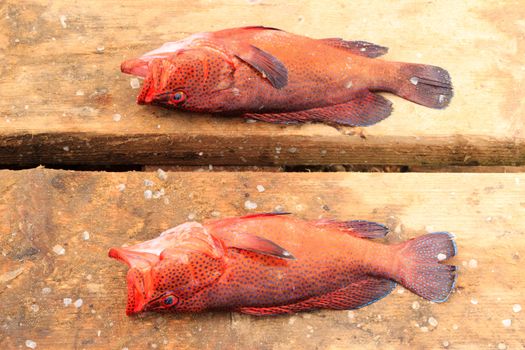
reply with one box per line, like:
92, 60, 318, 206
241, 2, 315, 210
121, 27, 453, 126
109, 213, 457, 316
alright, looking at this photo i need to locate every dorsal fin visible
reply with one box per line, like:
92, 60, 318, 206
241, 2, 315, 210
319, 38, 388, 58
314, 219, 389, 239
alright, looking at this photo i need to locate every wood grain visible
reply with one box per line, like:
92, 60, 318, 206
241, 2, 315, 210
1, 1, 524, 166
0, 168, 524, 349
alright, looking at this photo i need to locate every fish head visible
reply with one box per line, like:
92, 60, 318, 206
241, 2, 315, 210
131, 49, 236, 112
109, 222, 225, 315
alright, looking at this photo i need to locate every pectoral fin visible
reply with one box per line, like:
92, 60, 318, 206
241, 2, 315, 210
234, 44, 288, 89
217, 231, 295, 260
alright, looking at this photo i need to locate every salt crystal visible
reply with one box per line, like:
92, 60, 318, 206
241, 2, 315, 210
452, 324, 458, 330
76, 90, 84, 96
502, 319, 511, 327
498, 343, 507, 350
244, 200, 257, 210
438, 94, 446, 104
144, 190, 153, 199
53, 245, 65, 255
198, 152, 204, 156
288, 316, 297, 325
442, 340, 449, 348
428, 316, 438, 327
97, 330, 101, 337
468, 259, 478, 268
59, 15, 67, 28
96, 46, 105, 53
74, 298, 83, 308
82, 231, 90, 240
412, 301, 420, 310
348, 311, 355, 319
513, 304, 522, 313
188, 213, 196, 220
117, 184, 126, 192
112, 113, 121, 122
211, 211, 221, 218
437, 253, 447, 261
130, 78, 140, 89
144, 179, 154, 186
157, 168, 168, 181
397, 287, 405, 294
63, 298, 72, 306
274, 205, 284, 212
63, 146, 70, 152
152, 189, 165, 199
420, 326, 428, 332
471, 298, 478, 305
31, 304, 39, 312
410, 77, 419, 85
256, 185, 265, 192
245, 119, 257, 124
25, 340, 37, 349
41, 287, 51, 295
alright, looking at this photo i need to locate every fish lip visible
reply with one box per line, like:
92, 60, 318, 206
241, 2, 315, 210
121, 58, 149, 77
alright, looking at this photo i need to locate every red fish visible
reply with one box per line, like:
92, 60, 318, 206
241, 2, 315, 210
121, 26, 452, 126
109, 213, 457, 316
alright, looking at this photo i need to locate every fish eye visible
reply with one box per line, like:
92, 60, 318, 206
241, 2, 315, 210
171, 91, 186, 103
164, 295, 175, 305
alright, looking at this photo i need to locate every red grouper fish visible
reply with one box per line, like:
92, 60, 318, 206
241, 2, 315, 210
109, 213, 457, 316
121, 26, 453, 127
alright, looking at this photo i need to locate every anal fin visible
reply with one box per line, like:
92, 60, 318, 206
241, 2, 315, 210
243, 91, 392, 126
315, 219, 389, 238
239, 277, 396, 315
319, 38, 388, 58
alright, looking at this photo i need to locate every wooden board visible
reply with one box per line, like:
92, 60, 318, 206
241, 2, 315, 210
1, 168, 524, 349
1, 1, 524, 167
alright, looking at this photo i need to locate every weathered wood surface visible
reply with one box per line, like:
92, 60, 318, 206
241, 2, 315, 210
1, 168, 524, 349
1, 1, 524, 166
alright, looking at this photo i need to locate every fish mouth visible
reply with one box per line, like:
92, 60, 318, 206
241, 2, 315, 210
109, 247, 158, 315
121, 58, 149, 77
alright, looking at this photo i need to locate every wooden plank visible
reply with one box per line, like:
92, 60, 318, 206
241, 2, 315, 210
1, 1, 524, 166
1, 168, 524, 349
410, 165, 525, 173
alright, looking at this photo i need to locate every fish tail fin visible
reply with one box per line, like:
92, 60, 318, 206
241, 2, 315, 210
394, 232, 458, 302
392, 63, 453, 109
